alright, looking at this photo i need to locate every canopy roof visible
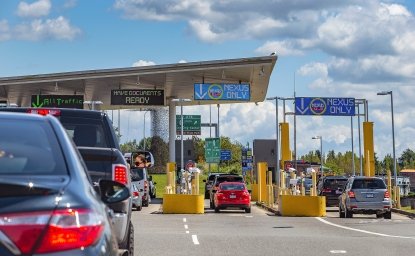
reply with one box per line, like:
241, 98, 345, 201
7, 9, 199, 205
0, 55, 277, 109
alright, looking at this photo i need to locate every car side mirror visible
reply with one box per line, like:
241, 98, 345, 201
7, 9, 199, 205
212, 189, 217, 193
99, 180, 130, 204
149, 175, 153, 181
203, 179, 206, 182
248, 189, 252, 194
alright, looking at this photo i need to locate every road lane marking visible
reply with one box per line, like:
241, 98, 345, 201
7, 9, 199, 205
192, 235, 200, 245
183, 218, 187, 223
330, 250, 347, 254
316, 217, 415, 240
184, 225, 188, 229
186, 231, 189, 234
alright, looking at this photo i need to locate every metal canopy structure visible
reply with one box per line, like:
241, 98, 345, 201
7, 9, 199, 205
0, 55, 277, 108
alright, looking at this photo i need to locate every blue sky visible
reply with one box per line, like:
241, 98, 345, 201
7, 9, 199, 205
1, 0, 415, 161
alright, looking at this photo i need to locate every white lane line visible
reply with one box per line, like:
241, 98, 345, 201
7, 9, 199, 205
192, 235, 200, 245
186, 231, 189, 234
183, 218, 187, 223
316, 217, 415, 240
330, 250, 347, 254
184, 224, 188, 229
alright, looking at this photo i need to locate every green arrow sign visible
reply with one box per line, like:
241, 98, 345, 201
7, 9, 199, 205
176, 115, 201, 135
205, 138, 220, 163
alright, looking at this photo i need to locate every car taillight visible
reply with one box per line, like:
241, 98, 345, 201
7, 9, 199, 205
348, 191, 355, 198
26, 108, 61, 116
322, 188, 332, 193
216, 192, 225, 200
113, 164, 128, 185
133, 191, 139, 197
384, 191, 390, 199
0, 208, 104, 254
242, 191, 250, 199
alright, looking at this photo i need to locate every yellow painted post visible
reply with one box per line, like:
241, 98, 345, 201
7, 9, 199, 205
387, 170, 392, 200
396, 186, 401, 209
194, 172, 199, 195
267, 171, 274, 207
258, 162, 268, 202
280, 122, 291, 167
166, 162, 176, 194
363, 122, 375, 177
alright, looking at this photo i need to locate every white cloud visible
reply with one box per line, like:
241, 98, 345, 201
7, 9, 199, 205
132, 60, 156, 67
0, 20, 11, 41
178, 59, 187, 63
14, 16, 81, 41
17, 0, 51, 18
64, 0, 77, 9
255, 40, 304, 56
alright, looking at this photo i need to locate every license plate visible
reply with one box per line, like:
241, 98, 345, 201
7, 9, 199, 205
366, 193, 374, 198
229, 195, 236, 199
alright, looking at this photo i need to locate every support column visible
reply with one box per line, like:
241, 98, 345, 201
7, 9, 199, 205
363, 122, 375, 177
280, 122, 291, 169
169, 101, 176, 163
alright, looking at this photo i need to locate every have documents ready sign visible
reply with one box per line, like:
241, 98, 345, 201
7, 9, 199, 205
111, 89, 164, 105
194, 83, 250, 101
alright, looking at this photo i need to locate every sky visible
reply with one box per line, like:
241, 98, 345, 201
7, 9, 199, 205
1, 0, 415, 160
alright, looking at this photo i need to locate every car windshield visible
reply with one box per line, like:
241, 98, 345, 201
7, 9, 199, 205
352, 179, 386, 189
131, 168, 145, 181
323, 179, 347, 189
0, 119, 67, 174
220, 183, 245, 191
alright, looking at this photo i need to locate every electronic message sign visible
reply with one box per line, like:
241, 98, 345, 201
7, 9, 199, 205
111, 89, 164, 105
31, 95, 84, 109
295, 97, 355, 116
194, 83, 250, 101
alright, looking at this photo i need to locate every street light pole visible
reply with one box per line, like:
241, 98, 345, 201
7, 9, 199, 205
377, 91, 397, 185
266, 96, 280, 186
171, 99, 191, 172
312, 136, 323, 176
143, 110, 149, 151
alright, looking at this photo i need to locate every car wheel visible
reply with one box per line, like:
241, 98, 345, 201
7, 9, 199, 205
376, 213, 383, 218
143, 199, 149, 207
345, 208, 353, 218
210, 200, 214, 209
214, 207, 220, 213
339, 205, 345, 218
245, 207, 251, 213
205, 192, 210, 199
384, 211, 392, 219
120, 222, 134, 256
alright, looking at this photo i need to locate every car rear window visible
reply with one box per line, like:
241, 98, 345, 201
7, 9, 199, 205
352, 179, 386, 189
220, 183, 245, 191
216, 176, 244, 185
323, 178, 348, 189
0, 119, 67, 174
59, 116, 109, 148
131, 168, 145, 181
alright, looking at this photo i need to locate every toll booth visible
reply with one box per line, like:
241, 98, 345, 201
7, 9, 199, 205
175, 140, 196, 169
253, 139, 277, 184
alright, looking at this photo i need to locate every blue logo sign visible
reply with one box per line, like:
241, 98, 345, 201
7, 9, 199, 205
220, 150, 232, 161
295, 97, 355, 116
194, 83, 250, 101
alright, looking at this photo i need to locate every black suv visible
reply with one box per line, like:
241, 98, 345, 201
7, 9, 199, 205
317, 176, 348, 206
203, 172, 221, 199
209, 174, 244, 209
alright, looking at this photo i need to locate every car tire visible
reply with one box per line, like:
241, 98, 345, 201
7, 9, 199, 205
214, 207, 220, 213
205, 192, 210, 199
345, 208, 353, 218
143, 199, 149, 207
339, 205, 345, 218
210, 200, 214, 209
384, 211, 392, 219
120, 222, 134, 256
376, 213, 383, 218
245, 207, 251, 213
137, 204, 142, 211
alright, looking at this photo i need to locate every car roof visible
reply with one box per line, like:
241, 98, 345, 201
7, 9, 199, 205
323, 176, 348, 180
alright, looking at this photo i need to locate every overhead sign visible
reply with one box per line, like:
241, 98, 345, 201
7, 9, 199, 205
111, 89, 164, 105
205, 138, 221, 163
31, 95, 84, 109
194, 83, 250, 101
295, 97, 355, 116
220, 150, 232, 161
176, 115, 201, 135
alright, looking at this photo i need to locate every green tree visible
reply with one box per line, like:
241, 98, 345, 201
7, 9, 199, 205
399, 148, 415, 169
120, 139, 140, 153
149, 136, 169, 174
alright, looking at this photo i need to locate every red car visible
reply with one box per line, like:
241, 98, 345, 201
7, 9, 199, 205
213, 182, 251, 213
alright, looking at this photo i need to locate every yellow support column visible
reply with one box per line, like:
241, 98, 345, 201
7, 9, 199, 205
166, 162, 176, 194
311, 171, 317, 196
363, 122, 375, 177
387, 170, 392, 199
280, 122, 291, 168
258, 162, 268, 202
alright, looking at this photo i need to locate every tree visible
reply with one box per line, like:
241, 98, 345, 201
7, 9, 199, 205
399, 148, 415, 169
149, 136, 169, 174
120, 139, 140, 153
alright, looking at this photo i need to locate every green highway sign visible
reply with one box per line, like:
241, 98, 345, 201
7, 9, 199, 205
205, 138, 221, 163
176, 115, 201, 135
31, 95, 84, 109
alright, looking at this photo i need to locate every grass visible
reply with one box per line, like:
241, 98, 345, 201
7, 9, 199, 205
151, 173, 208, 199
400, 206, 415, 213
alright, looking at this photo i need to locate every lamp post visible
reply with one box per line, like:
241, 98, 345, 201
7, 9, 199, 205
266, 96, 281, 186
377, 91, 397, 185
312, 136, 323, 176
143, 110, 150, 151
171, 98, 191, 172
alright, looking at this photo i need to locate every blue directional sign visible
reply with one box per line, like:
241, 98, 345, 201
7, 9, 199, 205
241, 147, 253, 173
295, 97, 355, 116
220, 150, 232, 161
194, 83, 250, 101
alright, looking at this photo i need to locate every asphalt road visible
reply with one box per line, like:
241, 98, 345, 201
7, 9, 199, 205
131, 199, 415, 256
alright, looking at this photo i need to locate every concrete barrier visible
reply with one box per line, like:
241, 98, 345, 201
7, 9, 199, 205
280, 195, 326, 217
162, 194, 204, 214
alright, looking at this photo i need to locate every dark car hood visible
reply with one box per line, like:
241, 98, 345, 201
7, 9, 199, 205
0, 175, 69, 213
